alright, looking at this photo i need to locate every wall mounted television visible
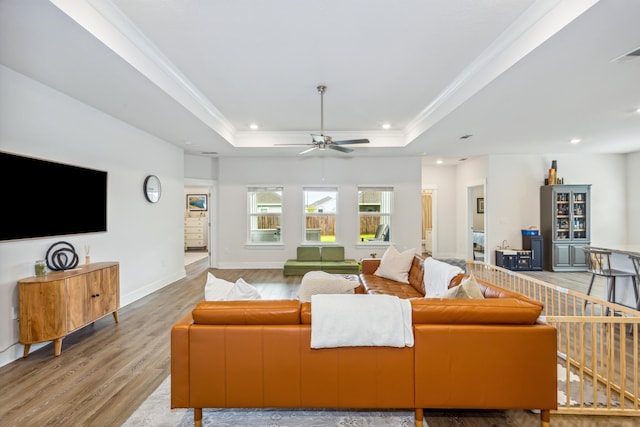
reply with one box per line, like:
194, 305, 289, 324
0, 151, 108, 241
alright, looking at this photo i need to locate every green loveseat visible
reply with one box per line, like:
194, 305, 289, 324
283, 246, 359, 276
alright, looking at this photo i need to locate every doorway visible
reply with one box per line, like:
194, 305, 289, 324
421, 188, 436, 257
184, 180, 215, 267
468, 184, 485, 261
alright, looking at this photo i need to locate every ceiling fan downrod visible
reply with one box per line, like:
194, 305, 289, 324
317, 85, 326, 135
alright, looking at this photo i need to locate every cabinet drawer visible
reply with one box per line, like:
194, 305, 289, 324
184, 226, 204, 234
185, 231, 203, 239
184, 218, 204, 225
185, 239, 205, 246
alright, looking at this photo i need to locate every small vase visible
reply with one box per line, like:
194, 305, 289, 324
35, 260, 46, 277
85, 255, 90, 265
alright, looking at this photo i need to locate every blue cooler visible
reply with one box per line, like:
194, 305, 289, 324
521, 229, 539, 236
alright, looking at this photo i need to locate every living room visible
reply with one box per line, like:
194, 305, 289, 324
2, 1, 640, 425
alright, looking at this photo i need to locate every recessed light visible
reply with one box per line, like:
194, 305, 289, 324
436, 159, 443, 165
382, 123, 391, 130
636, 108, 640, 113
570, 138, 582, 144
249, 123, 259, 130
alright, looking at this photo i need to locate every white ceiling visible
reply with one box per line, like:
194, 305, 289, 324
1, 0, 639, 163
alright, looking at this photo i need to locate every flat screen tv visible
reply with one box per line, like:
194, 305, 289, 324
0, 151, 108, 241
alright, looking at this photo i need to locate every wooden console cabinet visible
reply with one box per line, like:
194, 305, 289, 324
18, 262, 120, 357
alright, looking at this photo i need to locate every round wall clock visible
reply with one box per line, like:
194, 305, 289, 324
143, 175, 162, 203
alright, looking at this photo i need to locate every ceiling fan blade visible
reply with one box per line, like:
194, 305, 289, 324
332, 138, 370, 145
300, 146, 318, 155
275, 143, 314, 147
328, 144, 353, 153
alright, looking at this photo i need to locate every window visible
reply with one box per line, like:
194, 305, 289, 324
247, 187, 282, 243
358, 187, 393, 243
303, 187, 337, 243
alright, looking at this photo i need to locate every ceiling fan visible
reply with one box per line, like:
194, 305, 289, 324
277, 85, 370, 154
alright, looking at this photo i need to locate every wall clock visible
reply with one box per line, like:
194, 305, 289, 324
143, 175, 162, 203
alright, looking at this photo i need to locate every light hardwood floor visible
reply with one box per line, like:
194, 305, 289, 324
0, 261, 638, 427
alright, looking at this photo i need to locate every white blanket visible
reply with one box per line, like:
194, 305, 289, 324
310, 294, 413, 348
423, 257, 464, 297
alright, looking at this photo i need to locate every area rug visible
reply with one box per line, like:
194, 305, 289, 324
121, 376, 416, 427
557, 363, 620, 408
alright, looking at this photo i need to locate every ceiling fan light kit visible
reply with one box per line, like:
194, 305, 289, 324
276, 85, 370, 155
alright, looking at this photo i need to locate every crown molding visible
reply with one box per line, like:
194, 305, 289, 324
49, 0, 236, 143
404, 0, 599, 143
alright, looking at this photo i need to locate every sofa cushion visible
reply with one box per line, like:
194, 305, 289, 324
297, 246, 321, 261
321, 246, 344, 261
360, 274, 425, 299
297, 271, 360, 303
374, 245, 415, 284
192, 300, 301, 324
411, 298, 542, 324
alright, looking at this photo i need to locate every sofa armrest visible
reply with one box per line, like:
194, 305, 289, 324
171, 311, 194, 408
360, 258, 381, 274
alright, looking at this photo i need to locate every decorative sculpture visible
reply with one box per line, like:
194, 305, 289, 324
45, 241, 79, 271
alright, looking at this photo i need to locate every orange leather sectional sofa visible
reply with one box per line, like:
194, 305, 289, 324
171, 256, 557, 427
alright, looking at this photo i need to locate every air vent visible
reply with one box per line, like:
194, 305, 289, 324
201, 151, 218, 155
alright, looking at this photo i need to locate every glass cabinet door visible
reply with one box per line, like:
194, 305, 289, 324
572, 191, 588, 239
555, 191, 570, 240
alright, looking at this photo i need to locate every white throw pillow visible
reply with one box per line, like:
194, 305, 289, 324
203, 272, 235, 301
373, 245, 415, 284
297, 271, 359, 303
227, 278, 262, 300
204, 273, 262, 301
440, 284, 469, 299
459, 271, 485, 299
441, 272, 485, 299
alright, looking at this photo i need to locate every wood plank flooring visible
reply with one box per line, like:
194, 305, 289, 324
0, 261, 638, 427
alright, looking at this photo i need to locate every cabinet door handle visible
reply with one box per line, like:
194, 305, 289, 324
91, 293, 100, 298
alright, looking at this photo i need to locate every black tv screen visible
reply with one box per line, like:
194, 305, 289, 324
0, 151, 108, 241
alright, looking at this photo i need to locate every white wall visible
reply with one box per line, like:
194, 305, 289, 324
0, 65, 186, 366
455, 157, 488, 259
185, 153, 218, 180
485, 153, 628, 263
422, 153, 629, 264
539, 154, 627, 248
422, 163, 457, 257
485, 155, 541, 263
628, 151, 640, 244
217, 156, 423, 268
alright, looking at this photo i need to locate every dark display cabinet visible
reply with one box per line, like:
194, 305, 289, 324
540, 185, 591, 271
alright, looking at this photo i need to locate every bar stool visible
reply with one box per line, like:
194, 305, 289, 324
583, 248, 637, 313
628, 254, 640, 311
